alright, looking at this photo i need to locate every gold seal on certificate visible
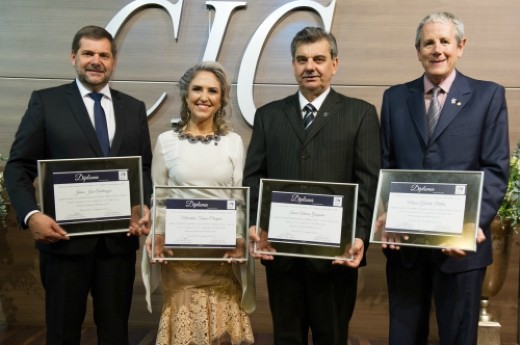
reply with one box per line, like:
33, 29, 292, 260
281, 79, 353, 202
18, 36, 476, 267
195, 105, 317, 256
151, 186, 249, 262
37, 156, 144, 236
369, 169, 484, 251
254, 179, 358, 260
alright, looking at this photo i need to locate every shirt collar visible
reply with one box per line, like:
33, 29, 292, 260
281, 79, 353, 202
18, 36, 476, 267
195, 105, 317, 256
298, 87, 331, 111
76, 78, 112, 100
423, 69, 457, 95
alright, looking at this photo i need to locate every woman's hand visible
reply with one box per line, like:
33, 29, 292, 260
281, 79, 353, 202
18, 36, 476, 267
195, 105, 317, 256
145, 234, 173, 263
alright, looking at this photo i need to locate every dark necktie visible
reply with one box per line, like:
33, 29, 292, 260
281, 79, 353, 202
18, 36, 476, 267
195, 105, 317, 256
427, 86, 442, 137
303, 103, 316, 134
89, 93, 110, 156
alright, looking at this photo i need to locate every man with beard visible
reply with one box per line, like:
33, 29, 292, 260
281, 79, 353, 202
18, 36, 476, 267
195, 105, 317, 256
4, 25, 152, 345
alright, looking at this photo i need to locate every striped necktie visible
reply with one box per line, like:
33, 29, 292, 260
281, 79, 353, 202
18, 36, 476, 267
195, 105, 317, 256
303, 103, 316, 134
427, 86, 442, 137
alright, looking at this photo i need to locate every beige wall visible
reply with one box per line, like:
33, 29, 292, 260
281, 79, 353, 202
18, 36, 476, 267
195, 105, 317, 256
0, 0, 519, 342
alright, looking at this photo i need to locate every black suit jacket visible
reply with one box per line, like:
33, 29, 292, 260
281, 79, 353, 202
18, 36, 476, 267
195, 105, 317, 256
243, 88, 381, 272
5, 81, 153, 256
381, 71, 509, 272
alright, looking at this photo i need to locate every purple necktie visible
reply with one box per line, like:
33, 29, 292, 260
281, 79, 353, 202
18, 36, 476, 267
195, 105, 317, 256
427, 86, 442, 137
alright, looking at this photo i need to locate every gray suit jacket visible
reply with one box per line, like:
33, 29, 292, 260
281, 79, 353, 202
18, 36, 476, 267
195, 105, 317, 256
243, 88, 381, 271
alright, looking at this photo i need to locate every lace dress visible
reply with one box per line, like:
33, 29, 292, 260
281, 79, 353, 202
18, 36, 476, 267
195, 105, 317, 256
156, 261, 253, 345
149, 130, 255, 345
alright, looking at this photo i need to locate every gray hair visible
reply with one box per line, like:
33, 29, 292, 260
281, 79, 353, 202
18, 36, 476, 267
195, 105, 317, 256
415, 12, 465, 49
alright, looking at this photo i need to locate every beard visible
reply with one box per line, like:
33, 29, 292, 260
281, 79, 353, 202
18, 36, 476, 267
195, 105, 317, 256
76, 64, 112, 89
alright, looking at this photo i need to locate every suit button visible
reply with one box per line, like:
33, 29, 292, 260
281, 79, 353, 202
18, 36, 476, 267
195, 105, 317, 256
301, 153, 309, 160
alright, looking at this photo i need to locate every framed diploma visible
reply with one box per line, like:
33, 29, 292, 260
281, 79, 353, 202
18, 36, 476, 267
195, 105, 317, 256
369, 169, 484, 251
151, 185, 249, 262
254, 178, 358, 260
37, 156, 144, 236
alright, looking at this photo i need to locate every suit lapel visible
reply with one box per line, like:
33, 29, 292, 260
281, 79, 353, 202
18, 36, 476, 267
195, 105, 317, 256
110, 89, 125, 156
283, 93, 306, 143
406, 78, 429, 146
429, 73, 471, 143
304, 89, 340, 144
64, 82, 104, 156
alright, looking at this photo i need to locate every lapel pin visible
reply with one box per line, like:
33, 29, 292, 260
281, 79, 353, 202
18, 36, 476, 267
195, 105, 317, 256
451, 98, 457, 104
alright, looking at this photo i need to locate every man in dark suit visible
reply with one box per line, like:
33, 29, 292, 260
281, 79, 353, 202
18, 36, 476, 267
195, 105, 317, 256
379, 12, 509, 345
243, 27, 381, 344
4, 26, 152, 345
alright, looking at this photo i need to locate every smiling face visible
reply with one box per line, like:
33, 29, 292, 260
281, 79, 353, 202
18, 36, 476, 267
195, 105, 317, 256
71, 37, 116, 92
186, 70, 222, 130
416, 21, 466, 85
292, 38, 338, 101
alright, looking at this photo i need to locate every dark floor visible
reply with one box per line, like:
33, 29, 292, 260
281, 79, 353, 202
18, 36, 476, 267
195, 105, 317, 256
0, 325, 440, 345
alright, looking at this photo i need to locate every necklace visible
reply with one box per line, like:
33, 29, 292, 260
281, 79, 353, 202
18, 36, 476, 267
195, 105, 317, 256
174, 127, 221, 145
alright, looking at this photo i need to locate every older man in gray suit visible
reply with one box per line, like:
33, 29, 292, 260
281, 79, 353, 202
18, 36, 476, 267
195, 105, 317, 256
244, 27, 381, 345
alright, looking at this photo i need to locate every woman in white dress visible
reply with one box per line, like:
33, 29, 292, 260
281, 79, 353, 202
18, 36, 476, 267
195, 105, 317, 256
143, 62, 255, 345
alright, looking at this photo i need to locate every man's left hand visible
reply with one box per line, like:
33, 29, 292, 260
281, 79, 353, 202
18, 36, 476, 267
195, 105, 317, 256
442, 227, 486, 257
333, 238, 364, 268
128, 205, 151, 237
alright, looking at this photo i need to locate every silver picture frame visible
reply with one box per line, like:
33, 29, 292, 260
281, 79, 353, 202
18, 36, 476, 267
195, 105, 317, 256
151, 185, 249, 262
37, 156, 144, 236
254, 178, 358, 260
369, 169, 484, 251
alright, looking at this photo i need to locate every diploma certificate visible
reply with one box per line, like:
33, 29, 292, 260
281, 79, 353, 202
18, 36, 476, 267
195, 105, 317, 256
268, 191, 343, 247
255, 179, 358, 260
38, 156, 144, 236
165, 199, 237, 248
385, 182, 467, 235
53, 169, 131, 224
369, 169, 483, 251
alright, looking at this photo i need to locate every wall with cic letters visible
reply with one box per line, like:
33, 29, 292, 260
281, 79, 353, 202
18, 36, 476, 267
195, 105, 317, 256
0, 0, 519, 342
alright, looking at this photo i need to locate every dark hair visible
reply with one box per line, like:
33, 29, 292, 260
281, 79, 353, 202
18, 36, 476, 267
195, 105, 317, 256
177, 61, 232, 134
72, 25, 117, 57
290, 26, 338, 60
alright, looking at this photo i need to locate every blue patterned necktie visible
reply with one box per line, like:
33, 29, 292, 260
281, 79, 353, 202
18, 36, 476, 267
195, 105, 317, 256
89, 93, 110, 156
303, 103, 316, 134
427, 86, 442, 137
